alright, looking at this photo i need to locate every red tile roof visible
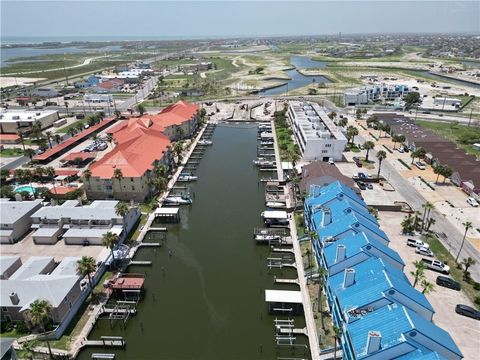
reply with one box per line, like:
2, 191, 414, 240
50, 186, 79, 195
89, 130, 170, 178
54, 169, 79, 177
0, 134, 20, 142
150, 101, 199, 131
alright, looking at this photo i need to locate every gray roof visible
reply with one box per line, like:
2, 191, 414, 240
63, 226, 122, 239
0, 256, 81, 308
31, 200, 121, 221
0, 199, 42, 225
9, 257, 53, 280
0, 338, 15, 358
0, 256, 21, 278
33, 227, 62, 237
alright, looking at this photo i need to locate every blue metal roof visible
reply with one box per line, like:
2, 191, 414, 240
396, 347, 447, 360
329, 257, 433, 314
323, 232, 404, 269
347, 304, 461, 359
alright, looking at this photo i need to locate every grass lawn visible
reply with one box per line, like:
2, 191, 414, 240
294, 212, 305, 237
0, 148, 24, 157
416, 120, 480, 157
423, 233, 480, 308
57, 119, 89, 134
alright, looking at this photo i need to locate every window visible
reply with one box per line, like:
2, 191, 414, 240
325, 144, 332, 148
1, 307, 8, 312
132, 186, 135, 191
322, 150, 328, 154
130, 177, 134, 182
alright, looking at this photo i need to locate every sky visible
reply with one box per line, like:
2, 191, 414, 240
1, 1, 479, 41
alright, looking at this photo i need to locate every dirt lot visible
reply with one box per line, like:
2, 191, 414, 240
378, 211, 480, 360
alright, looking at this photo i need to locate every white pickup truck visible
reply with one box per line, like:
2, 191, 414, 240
407, 239, 429, 248
422, 258, 450, 274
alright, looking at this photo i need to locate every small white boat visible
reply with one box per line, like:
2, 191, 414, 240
198, 139, 213, 145
163, 195, 192, 205
266, 201, 286, 209
178, 174, 197, 182
255, 234, 280, 242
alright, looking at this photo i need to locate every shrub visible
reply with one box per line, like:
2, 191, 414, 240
15, 321, 29, 334
1, 321, 14, 333
475, 296, 480, 306
473, 282, 480, 291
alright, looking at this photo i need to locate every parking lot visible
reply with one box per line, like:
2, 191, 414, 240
1, 230, 109, 263
378, 211, 480, 360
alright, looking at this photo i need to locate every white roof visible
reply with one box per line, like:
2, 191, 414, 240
31, 200, 121, 222
262, 210, 288, 219
0, 199, 42, 225
0, 256, 82, 308
33, 227, 62, 237
9, 256, 53, 280
265, 290, 302, 304
0, 109, 58, 123
154, 207, 180, 215
0, 256, 21, 277
281, 162, 293, 170
63, 226, 122, 239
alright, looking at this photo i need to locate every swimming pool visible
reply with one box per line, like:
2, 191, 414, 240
14, 185, 37, 194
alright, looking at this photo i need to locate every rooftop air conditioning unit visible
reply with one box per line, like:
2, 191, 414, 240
12, 116, 20, 120
36, 113, 41, 116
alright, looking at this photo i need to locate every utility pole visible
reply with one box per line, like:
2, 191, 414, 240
468, 108, 473, 127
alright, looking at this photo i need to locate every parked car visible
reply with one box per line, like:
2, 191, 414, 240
436, 276, 461, 291
467, 197, 479, 207
367, 183, 373, 190
421, 258, 450, 274
352, 156, 360, 162
355, 161, 363, 168
357, 181, 367, 190
415, 246, 434, 257
357, 172, 367, 179
415, 162, 426, 170
407, 239, 429, 248
455, 304, 480, 320
398, 147, 405, 153
359, 144, 365, 150
328, 158, 335, 165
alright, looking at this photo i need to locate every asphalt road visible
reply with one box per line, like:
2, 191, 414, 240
356, 132, 480, 282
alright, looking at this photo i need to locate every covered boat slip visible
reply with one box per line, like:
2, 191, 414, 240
153, 207, 180, 223
265, 290, 304, 315
262, 210, 289, 227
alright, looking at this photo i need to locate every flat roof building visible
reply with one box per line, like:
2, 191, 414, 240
287, 101, 347, 161
0, 199, 43, 244
344, 84, 410, 106
0, 109, 60, 134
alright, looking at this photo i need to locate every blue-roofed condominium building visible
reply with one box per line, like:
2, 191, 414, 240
303, 181, 462, 359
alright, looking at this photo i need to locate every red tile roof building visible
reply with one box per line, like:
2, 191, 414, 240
85, 101, 199, 202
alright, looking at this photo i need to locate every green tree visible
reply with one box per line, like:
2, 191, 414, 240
355, 108, 362, 120
405, 92, 421, 108
421, 279, 435, 295
346, 126, 359, 145
376, 150, 387, 178
26, 299, 54, 359
421, 202, 434, 232
115, 201, 130, 235
83, 169, 92, 187
17, 131, 26, 152
76, 256, 97, 289
364, 141, 375, 162
333, 325, 343, 360
401, 215, 415, 234
433, 164, 443, 184
317, 266, 329, 330
24, 148, 35, 161
150, 176, 167, 195
338, 118, 348, 128
45, 131, 53, 148
461, 257, 476, 278
113, 168, 123, 190
440, 165, 453, 183
456, 221, 473, 262
1, 169, 10, 181
410, 147, 426, 164
102, 231, 119, 263
410, 260, 426, 288
136, 103, 146, 116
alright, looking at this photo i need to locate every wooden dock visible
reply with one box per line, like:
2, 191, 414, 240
279, 327, 308, 336
274, 277, 299, 285
129, 260, 152, 266
85, 340, 125, 348
272, 247, 294, 254
139, 242, 161, 247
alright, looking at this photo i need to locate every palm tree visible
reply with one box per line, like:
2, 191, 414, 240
461, 257, 476, 278
317, 266, 328, 330
83, 169, 92, 188
338, 118, 348, 128
440, 165, 453, 184
45, 167, 57, 196
102, 231, 119, 262
0, 169, 9, 181
333, 325, 343, 360
376, 150, 387, 178
115, 201, 130, 235
45, 131, 53, 148
285, 148, 300, 171
433, 164, 443, 184
27, 299, 54, 359
113, 168, 123, 191
173, 141, 184, 163
410, 260, 426, 288
17, 131, 26, 151
76, 256, 97, 289
24, 148, 35, 161
425, 217, 436, 232
150, 176, 167, 195
456, 221, 473, 262
136, 103, 146, 116
364, 141, 374, 162
401, 215, 415, 234
421, 279, 435, 295
307, 230, 317, 269
106, 133, 114, 145
154, 164, 168, 178
346, 126, 359, 145
421, 202, 434, 231
114, 110, 121, 119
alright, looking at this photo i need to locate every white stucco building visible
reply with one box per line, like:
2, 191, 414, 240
0, 200, 43, 244
287, 101, 347, 161
344, 84, 410, 106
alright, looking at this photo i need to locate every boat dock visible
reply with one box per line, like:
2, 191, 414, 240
85, 336, 126, 348
272, 247, 294, 254
274, 276, 299, 285
138, 242, 161, 247
129, 260, 152, 266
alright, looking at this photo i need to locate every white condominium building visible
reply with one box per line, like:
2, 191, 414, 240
344, 84, 410, 106
287, 101, 347, 161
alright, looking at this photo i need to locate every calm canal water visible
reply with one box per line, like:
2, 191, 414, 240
259, 56, 330, 96
77, 124, 307, 360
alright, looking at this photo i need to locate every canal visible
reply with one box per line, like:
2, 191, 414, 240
78, 124, 307, 360
259, 56, 331, 96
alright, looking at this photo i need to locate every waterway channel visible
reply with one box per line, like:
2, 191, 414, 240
78, 124, 308, 360
259, 56, 331, 96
